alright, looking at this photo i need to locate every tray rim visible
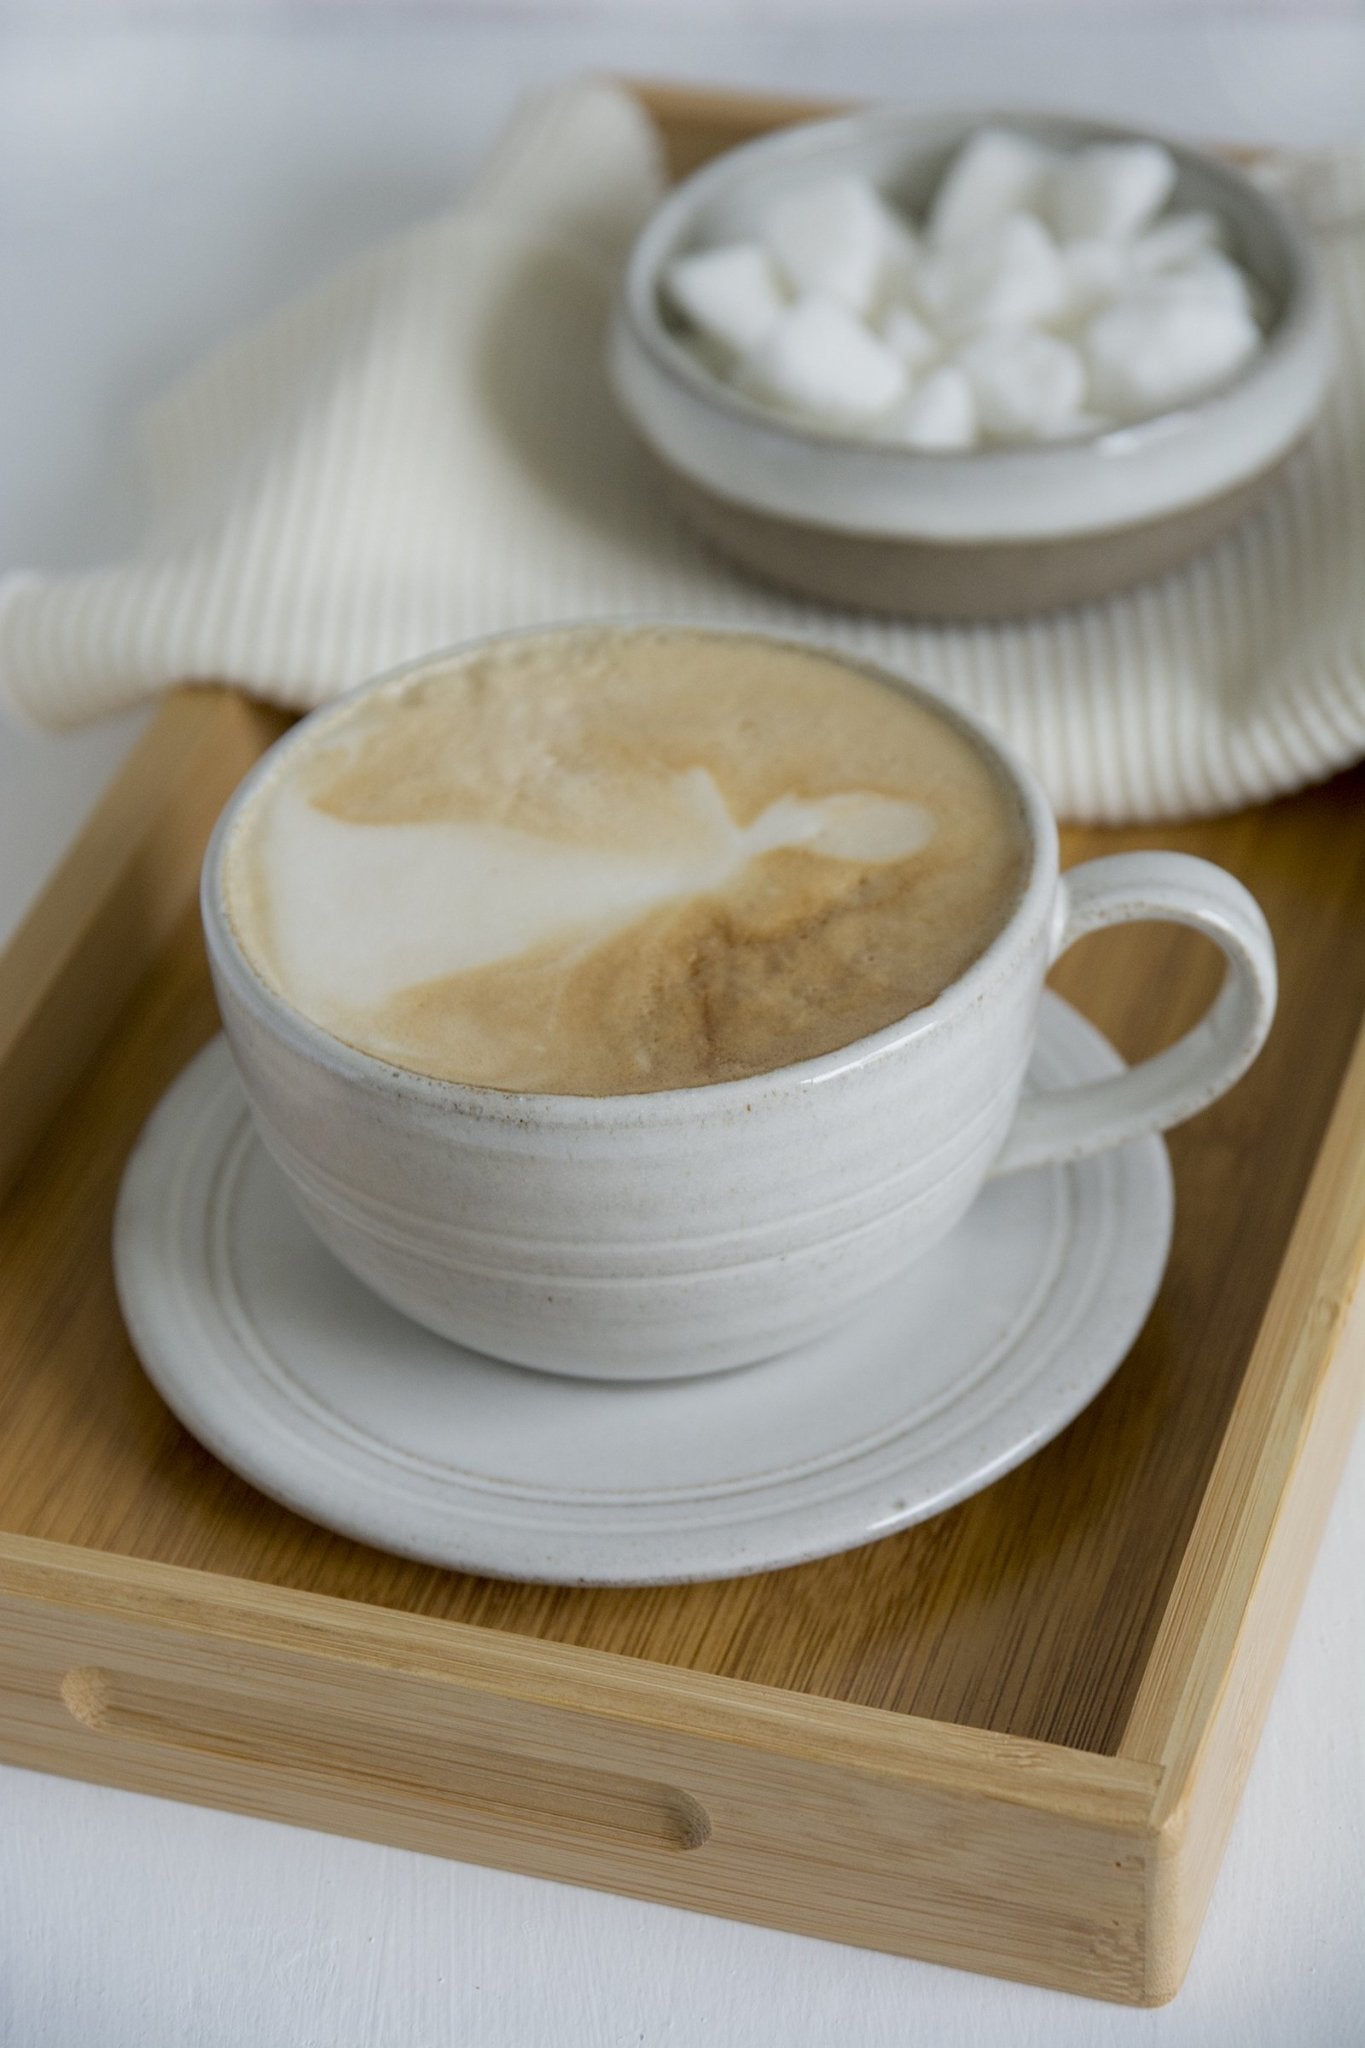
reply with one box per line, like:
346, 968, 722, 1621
0, 1529, 1165, 1823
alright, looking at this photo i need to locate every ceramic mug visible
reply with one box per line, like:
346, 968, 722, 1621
201, 631, 1277, 1381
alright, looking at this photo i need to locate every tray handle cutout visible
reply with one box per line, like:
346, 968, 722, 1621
60, 1666, 711, 1853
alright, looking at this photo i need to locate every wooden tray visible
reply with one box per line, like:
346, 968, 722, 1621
2, 86, 1364, 2009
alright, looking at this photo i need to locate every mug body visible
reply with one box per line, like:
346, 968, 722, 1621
202, 643, 1059, 1380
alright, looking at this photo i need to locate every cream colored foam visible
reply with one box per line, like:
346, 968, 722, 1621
224, 628, 1029, 1093
260, 770, 936, 1015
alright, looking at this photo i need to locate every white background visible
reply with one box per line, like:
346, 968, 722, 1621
1, 8, 1363, 2044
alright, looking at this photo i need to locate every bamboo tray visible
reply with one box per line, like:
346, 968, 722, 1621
2, 86, 1364, 2011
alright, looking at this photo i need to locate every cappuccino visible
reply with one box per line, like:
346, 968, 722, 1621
223, 628, 1028, 1093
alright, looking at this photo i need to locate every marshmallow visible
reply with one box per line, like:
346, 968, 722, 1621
1130, 210, 1224, 275
876, 302, 940, 371
668, 127, 1264, 445
927, 127, 1053, 246
1139, 251, 1256, 319
1084, 290, 1261, 416
1057, 236, 1129, 323
956, 328, 1088, 440
882, 365, 978, 449
664, 242, 788, 356
737, 296, 907, 424
917, 213, 1067, 334
760, 175, 899, 313
1045, 142, 1178, 242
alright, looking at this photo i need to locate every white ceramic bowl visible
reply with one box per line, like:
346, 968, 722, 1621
609, 108, 1332, 619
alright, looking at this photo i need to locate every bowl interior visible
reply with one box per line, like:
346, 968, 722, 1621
640, 107, 1303, 449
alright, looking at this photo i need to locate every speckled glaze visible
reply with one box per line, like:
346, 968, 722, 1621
201, 633, 1277, 1380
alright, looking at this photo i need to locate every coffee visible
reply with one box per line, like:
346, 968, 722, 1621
223, 627, 1029, 1094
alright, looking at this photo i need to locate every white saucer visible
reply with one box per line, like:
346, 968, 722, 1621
113, 996, 1173, 1586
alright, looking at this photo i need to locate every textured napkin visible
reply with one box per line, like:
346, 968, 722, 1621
3, 77, 1365, 824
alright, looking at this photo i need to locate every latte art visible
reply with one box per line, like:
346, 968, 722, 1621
223, 628, 1028, 1092
262, 770, 936, 1016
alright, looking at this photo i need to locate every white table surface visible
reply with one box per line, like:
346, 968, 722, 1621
1, 9, 1362, 2044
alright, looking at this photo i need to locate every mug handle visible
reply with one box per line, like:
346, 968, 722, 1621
991, 851, 1277, 1177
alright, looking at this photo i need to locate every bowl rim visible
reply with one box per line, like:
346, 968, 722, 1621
618, 101, 1326, 469
201, 619, 1059, 1126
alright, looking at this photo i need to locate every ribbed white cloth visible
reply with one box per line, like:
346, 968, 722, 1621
3, 78, 1365, 824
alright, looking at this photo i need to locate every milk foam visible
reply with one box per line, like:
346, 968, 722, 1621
263, 768, 936, 1018
224, 628, 1028, 1093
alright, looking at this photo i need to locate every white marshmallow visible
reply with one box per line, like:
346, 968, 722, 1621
1045, 142, 1178, 242
1084, 290, 1261, 416
928, 127, 1053, 246
760, 175, 900, 313
668, 127, 1264, 446
1130, 210, 1224, 275
955, 328, 1088, 440
1057, 237, 1129, 323
917, 213, 1067, 335
876, 302, 940, 371
737, 296, 907, 424
882, 365, 978, 449
1137, 251, 1256, 319
664, 242, 787, 356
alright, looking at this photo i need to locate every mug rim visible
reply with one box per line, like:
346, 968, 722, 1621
201, 620, 1060, 1125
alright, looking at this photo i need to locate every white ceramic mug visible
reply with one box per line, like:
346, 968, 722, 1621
201, 633, 1277, 1381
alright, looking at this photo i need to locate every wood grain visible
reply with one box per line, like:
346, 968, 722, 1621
0, 1534, 1164, 2002
1121, 1016, 1365, 1997
0, 688, 288, 1207
632, 81, 853, 180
